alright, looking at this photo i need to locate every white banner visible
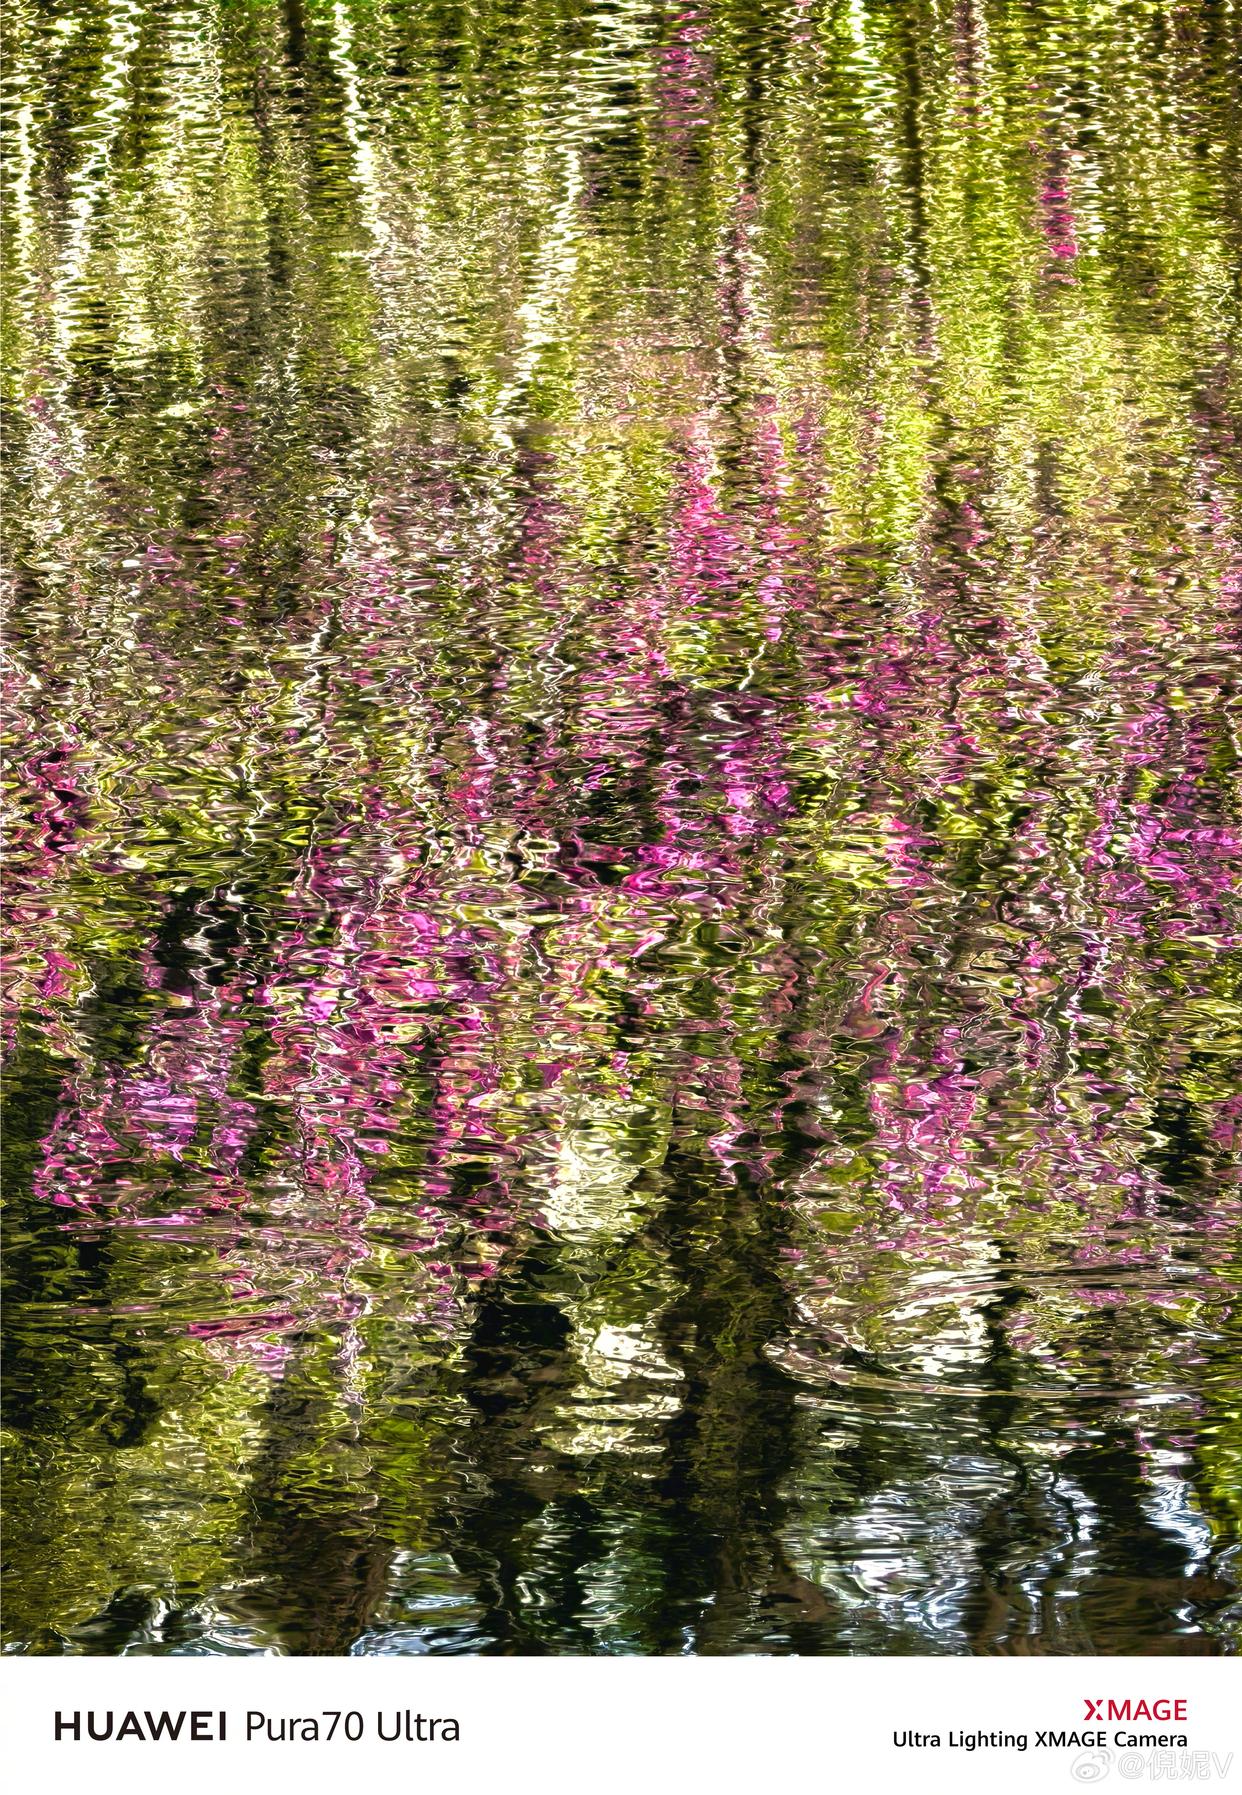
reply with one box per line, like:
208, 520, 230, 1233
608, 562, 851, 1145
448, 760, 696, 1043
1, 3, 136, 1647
3, 1655, 1238, 1795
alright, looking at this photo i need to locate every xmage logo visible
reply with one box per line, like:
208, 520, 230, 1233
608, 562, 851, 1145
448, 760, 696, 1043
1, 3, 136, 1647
1083, 1703, 1188, 1724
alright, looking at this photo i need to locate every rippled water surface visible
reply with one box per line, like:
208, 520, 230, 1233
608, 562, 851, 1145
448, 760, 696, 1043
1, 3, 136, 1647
3, 0, 1241, 1656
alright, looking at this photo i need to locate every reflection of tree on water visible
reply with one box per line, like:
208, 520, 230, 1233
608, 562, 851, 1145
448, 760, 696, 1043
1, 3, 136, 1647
4, 0, 1241, 1656
448, 1233, 609, 1655
647, 1151, 837, 1653
228, 1190, 1235, 1658
423, 1145, 823, 1655
233, 1341, 395, 1656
